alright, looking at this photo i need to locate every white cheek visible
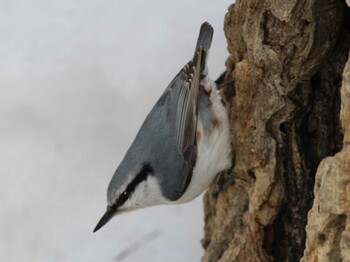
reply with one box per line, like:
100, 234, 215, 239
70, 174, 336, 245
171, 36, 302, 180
122, 176, 167, 211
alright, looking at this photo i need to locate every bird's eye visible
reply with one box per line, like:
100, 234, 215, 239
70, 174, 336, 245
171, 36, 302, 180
119, 190, 129, 202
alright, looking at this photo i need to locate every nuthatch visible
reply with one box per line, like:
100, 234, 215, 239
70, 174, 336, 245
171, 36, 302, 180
94, 22, 231, 232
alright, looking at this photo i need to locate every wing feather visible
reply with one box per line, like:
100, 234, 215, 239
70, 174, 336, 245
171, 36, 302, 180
167, 22, 213, 165
152, 22, 213, 200
171, 53, 201, 160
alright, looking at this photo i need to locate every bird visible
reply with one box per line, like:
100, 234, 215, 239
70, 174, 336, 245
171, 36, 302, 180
93, 22, 231, 233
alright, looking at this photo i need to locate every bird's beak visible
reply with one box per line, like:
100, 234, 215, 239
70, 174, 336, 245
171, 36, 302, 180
93, 206, 116, 233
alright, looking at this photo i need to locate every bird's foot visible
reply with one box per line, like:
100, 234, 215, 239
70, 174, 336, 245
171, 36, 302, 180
211, 172, 246, 198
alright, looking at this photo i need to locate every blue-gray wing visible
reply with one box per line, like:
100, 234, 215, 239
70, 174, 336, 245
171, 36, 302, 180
172, 62, 199, 160
167, 22, 213, 161
130, 22, 213, 201
151, 63, 199, 201
156, 22, 213, 200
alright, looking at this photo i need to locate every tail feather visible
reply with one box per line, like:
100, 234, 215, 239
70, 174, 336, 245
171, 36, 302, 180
191, 22, 213, 148
195, 22, 213, 52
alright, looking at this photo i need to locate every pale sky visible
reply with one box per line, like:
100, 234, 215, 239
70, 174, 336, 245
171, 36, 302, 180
0, 1, 233, 261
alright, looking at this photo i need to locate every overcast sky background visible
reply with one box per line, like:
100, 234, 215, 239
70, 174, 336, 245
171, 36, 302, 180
0, 1, 233, 261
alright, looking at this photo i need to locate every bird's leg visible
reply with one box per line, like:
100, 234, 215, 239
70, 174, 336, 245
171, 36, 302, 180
211, 171, 247, 198
216, 79, 235, 90
211, 172, 229, 198
214, 71, 235, 93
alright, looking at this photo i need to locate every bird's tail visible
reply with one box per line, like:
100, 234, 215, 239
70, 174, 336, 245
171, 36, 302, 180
190, 22, 213, 141
195, 22, 213, 52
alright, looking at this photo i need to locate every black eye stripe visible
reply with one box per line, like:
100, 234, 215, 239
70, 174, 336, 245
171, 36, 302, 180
111, 164, 153, 210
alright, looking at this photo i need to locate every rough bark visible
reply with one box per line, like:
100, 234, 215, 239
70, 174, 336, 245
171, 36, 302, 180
301, 34, 350, 262
202, 1, 350, 261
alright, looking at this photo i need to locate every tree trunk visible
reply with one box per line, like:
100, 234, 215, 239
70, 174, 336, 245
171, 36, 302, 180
202, 1, 350, 261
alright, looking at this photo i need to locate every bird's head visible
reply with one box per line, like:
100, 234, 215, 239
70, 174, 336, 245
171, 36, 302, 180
93, 162, 167, 232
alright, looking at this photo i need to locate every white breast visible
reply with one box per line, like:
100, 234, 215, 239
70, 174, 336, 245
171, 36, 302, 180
176, 89, 232, 204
